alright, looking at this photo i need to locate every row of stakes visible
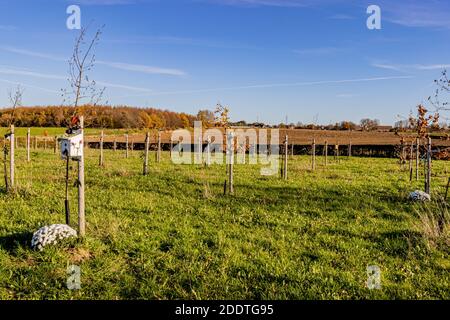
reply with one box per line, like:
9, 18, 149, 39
3, 126, 435, 197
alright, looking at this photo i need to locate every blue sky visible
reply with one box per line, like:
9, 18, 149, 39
0, 0, 449, 125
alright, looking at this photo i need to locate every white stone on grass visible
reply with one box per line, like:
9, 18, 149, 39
408, 190, 431, 202
31, 224, 77, 251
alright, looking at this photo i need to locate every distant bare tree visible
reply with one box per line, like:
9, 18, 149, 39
360, 118, 379, 131
429, 70, 449, 112
214, 103, 230, 128
7, 85, 24, 127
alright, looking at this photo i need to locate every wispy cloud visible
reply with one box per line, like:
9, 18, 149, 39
372, 62, 450, 72
0, 66, 65, 80
376, 0, 450, 29
114, 75, 413, 98
105, 35, 260, 50
371, 63, 404, 72
415, 64, 450, 70
337, 93, 357, 98
0, 25, 17, 31
0, 46, 65, 61
0, 45, 186, 76
293, 47, 344, 56
204, 0, 318, 7
0, 66, 154, 93
0, 78, 59, 94
66, 0, 139, 5
329, 14, 355, 20
96, 60, 186, 76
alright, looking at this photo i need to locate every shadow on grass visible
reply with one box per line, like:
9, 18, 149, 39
0, 231, 33, 255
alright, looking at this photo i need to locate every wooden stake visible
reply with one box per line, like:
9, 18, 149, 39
78, 116, 85, 237
283, 135, 288, 180
227, 132, 234, 194
311, 138, 316, 171
425, 137, 431, 195
206, 136, 211, 166
444, 177, 450, 200
125, 134, 129, 158
99, 130, 104, 166
143, 131, 150, 175
9, 125, 14, 189
26, 128, 30, 162
324, 140, 328, 166
348, 141, 352, 157
157, 131, 161, 163
416, 137, 419, 181
409, 141, 413, 181
113, 138, 117, 152
54, 136, 57, 154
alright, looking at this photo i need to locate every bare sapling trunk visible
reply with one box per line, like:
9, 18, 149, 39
324, 141, 328, 166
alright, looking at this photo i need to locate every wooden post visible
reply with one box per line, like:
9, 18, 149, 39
99, 130, 104, 166
125, 134, 129, 158
26, 128, 30, 162
78, 116, 85, 237
425, 137, 431, 194
324, 140, 328, 166
9, 125, 14, 189
409, 141, 413, 181
291, 143, 294, 159
143, 131, 149, 176
206, 136, 211, 166
34, 136, 37, 149
170, 139, 173, 159
348, 141, 352, 157
54, 136, 57, 154
444, 177, 450, 200
416, 137, 419, 181
311, 139, 316, 171
113, 138, 117, 152
157, 131, 161, 163
227, 132, 234, 194
44, 138, 47, 150
283, 135, 288, 180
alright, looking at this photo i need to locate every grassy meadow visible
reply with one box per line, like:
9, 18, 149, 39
0, 146, 449, 299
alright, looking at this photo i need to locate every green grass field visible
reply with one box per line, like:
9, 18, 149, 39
0, 147, 448, 299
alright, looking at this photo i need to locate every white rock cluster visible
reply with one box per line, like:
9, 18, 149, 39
31, 224, 77, 251
408, 190, 431, 202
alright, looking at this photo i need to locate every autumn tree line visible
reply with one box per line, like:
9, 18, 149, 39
0, 105, 197, 129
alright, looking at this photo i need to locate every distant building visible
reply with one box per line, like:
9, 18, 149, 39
376, 125, 393, 132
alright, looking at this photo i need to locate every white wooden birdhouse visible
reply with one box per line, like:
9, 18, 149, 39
58, 132, 84, 160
